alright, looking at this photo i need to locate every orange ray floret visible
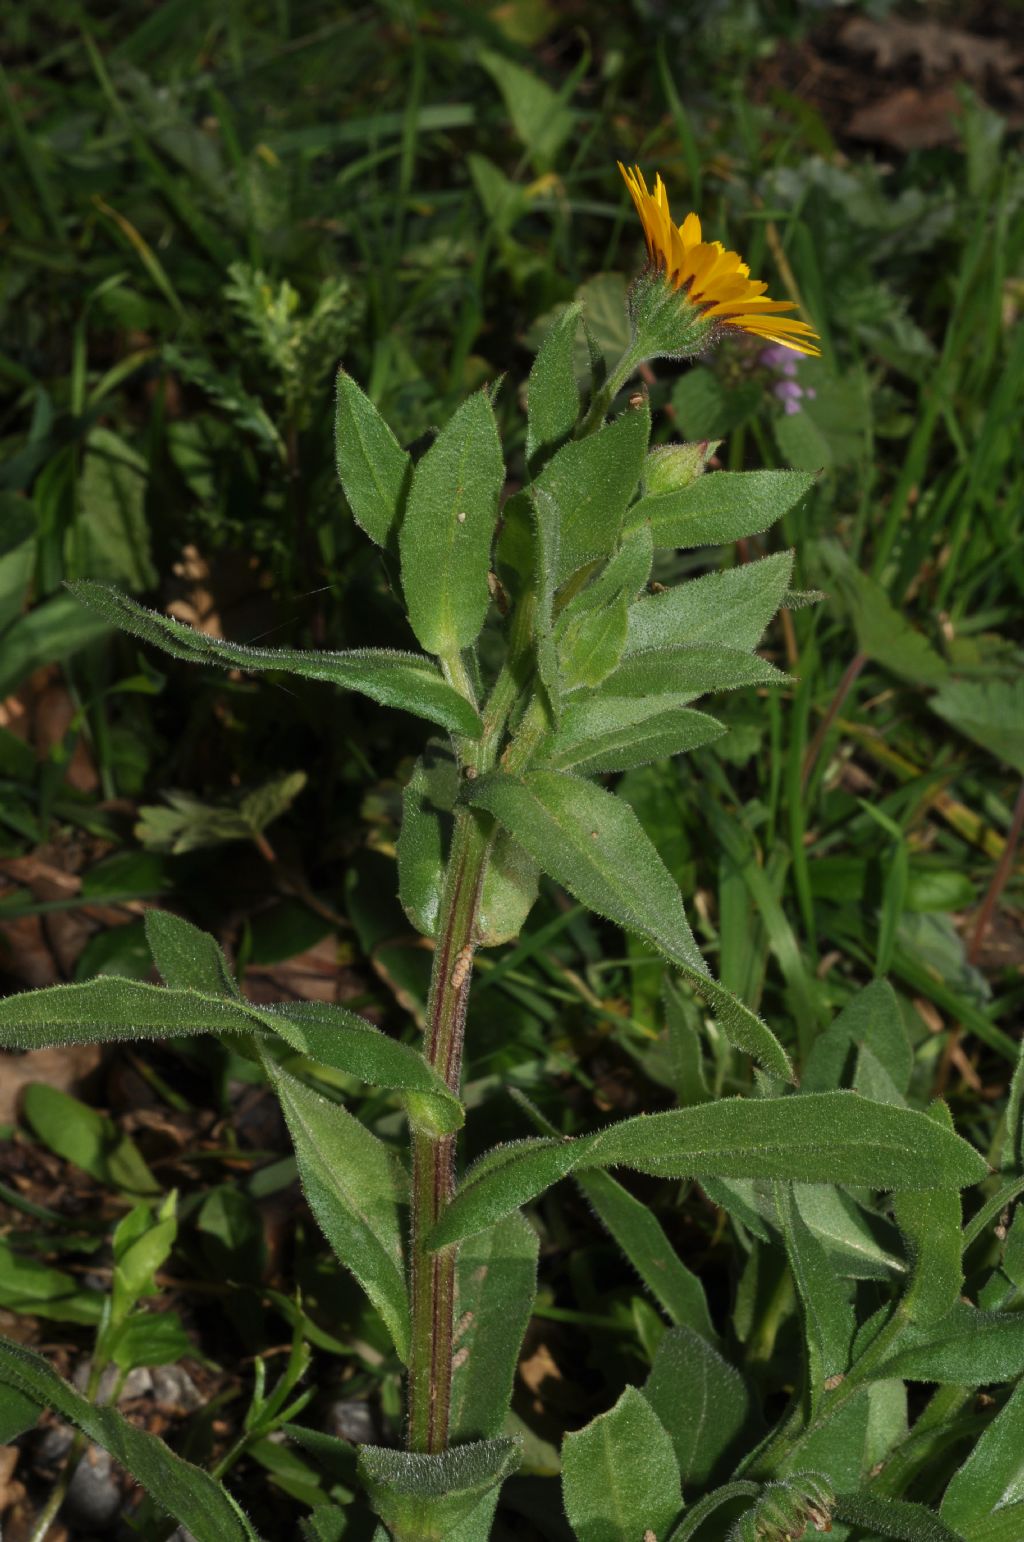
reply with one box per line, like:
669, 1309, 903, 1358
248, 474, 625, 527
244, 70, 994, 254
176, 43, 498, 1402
618, 163, 820, 357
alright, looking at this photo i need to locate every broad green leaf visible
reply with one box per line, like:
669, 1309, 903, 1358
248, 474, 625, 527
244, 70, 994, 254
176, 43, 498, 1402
642, 1325, 753, 1489
958, 1506, 1024, 1542
0, 1241, 103, 1325
358, 1437, 519, 1542
542, 697, 725, 776
556, 528, 653, 691
109, 1310, 192, 1371
398, 742, 459, 936
450, 1213, 538, 1441
73, 427, 157, 590
526, 302, 582, 465
0, 1379, 40, 1443
930, 679, 1024, 775
535, 403, 650, 583
623, 469, 814, 549
334, 369, 410, 546
0, 590, 111, 698
802, 979, 913, 1095
67, 581, 482, 739
431, 1092, 986, 1249
21, 1084, 159, 1196
477, 833, 540, 949
594, 643, 789, 701
531, 484, 563, 712
561, 1385, 682, 1542
624, 552, 794, 656
465, 769, 793, 1081
145, 909, 239, 997
942, 1379, 1024, 1531
873, 1303, 1024, 1384
262, 1058, 410, 1362
793, 1183, 905, 1281
399, 390, 504, 656
0, 1340, 260, 1540
479, 49, 574, 170
577, 1170, 716, 1341
774, 1182, 855, 1409
891, 1103, 963, 1326
825, 550, 949, 687
835, 1492, 966, 1541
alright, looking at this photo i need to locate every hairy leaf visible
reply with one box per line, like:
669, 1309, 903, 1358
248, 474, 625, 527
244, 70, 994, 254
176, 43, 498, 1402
67, 582, 482, 738
334, 370, 410, 546
562, 1385, 681, 1542
624, 469, 814, 549
643, 1325, 753, 1489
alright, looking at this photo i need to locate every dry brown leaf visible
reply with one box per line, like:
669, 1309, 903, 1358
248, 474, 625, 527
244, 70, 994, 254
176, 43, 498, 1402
841, 17, 1021, 83
847, 86, 963, 151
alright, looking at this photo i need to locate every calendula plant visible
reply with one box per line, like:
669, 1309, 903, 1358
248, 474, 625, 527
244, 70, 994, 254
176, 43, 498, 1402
0, 166, 1020, 1542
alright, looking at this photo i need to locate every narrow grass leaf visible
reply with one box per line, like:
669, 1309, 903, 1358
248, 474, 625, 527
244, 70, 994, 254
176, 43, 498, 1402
0, 1341, 260, 1540
577, 1169, 716, 1341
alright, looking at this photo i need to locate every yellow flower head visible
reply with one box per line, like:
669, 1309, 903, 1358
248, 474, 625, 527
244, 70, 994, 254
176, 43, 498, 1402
618, 163, 820, 357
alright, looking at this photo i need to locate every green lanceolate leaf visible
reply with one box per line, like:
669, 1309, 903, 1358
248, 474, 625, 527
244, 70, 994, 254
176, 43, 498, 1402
802, 979, 913, 1095
0, 975, 267, 1047
526, 301, 582, 467
577, 1169, 716, 1341
0, 1341, 260, 1541
941, 1377, 1024, 1531
0, 968, 461, 1133
262, 1058, 410, 1362
594, 643, 789, 701
476, 832, 540, 948
431, 1092, 986, 1249
334, 369, 411, 546
465, 769, 793, 1081
872, 1303, 1024, 1385
450, 1213, 539, 1441
0, 1379, 41, 1443
535, 401, 650, 583
67, 582, 482, 739
144, 909, 239, 997
624, 468, 815, 549
773, 1181, 855, 1411
835, 1492, 966, 1541
643, 1325, 754, 1490
265, 1001, 463, 1135
531, 483, 563, 713
555, 528, 653, 691
542, 697, 726, 775
561, 1384, 682, 1542
624, 551, 794, 655
398, 741, 460, 936
358, 1438, 520, 1542
399, 390, 504, 656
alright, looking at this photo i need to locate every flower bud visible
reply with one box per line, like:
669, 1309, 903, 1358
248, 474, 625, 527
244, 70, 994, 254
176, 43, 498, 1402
643, 440, 719, 496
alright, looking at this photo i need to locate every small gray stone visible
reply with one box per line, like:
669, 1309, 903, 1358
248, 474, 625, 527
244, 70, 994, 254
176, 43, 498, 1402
326, 1398, 375, 1444
64, 1444, 122, 1531
149, 1363, 203, 1411
35, 1420, 74, 1465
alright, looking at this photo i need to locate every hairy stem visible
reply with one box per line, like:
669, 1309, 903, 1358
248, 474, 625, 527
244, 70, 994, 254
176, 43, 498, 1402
407, 807, 493, 1452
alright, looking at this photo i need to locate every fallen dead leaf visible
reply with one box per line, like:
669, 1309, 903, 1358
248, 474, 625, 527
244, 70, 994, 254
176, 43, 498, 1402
841, 16, 1022, 84
0, 1045, 103, 1124
847, 86, 963, 150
